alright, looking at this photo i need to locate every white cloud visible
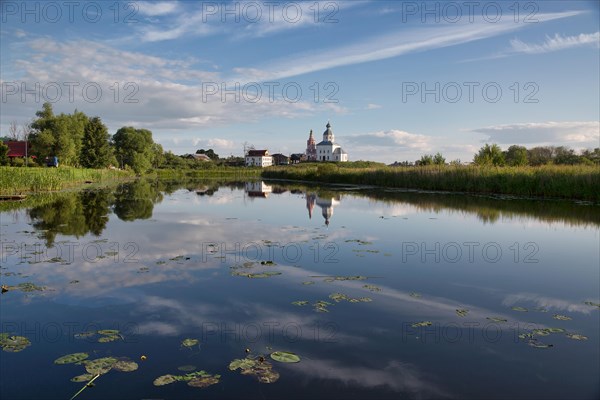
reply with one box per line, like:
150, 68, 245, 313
192, 138, 236, 150
346, 129, 432, 151
232, 11, 581, 82
137, 1, 180, 16
14, 29, 26, 38
366, 103, 382, 110
510, 32, 600, 54
471, 121, 600, 146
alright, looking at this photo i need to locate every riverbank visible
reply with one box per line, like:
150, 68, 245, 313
0, 167, 134, 196
261, 164, 600, 201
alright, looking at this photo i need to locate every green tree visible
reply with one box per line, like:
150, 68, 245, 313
528, 146, 554, 166
433, 152, 446, 165
112, 127, 156, 174
80, 117, 112, 168
505, 145, 528, 166
0, 142, 9, 165
581, 148, 600, 165
196, 148, 219, 160
474, 144, 505, 166
554, 146, 580, 165
417, 154, 434, 165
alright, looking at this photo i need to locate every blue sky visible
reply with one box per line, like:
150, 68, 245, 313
1, 0, 599, 162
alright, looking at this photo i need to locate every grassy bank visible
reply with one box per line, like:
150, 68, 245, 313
262, 164, 600, 201
0, 167, 134, 195
150, 167, 261, 179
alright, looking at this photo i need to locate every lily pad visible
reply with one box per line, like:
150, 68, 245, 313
154, 374, 178, 386
54, 352, 89, 365
74, 332, 96, 339
98, 335, 120, 343
363, 284, 381, 292
187, 375, 220, 388
229, 358, 257, 371
486, 317, 508, 323
411, 321, 433, 328
566, 333, 588, 341
528, 340, 553, 349
270, 351, 301, 363
583, 301, 600, 308
553, 314, 572, 321
456, 309, 469, 317
302, 281, 315, 285
113, 360, 138, 372
97, 329, 119, 336
70, 374, 95, 383
511, 306, 528, 312
532, 307, 548, 312
329, 293, 349, 302
84, 357, 118, 375
532, 329, 550, 336
181, 338, 199, 348
232, 356, 279, 384
409, 292, 421, 298
292, 301, 309, 306
0, 335, 31, 352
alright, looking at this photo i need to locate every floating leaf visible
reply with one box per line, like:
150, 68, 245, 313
229, 358, 257, 371
260, 261, 275, 265
528, 340, 553, 349
329, 293, 349, 302
566, 333, 588, 341
511, 306, 528, 312
583, 301, 600, 308
70, 374, 95, 383
97, 330, 119, 336
532, 329, 550, 336
154, 374, 178, 386
98, 335, 120, 343
409, 292, 421, 298
553, 314, 572, 321
532, 307, 548, 313
181, 338, 199, 348
270, 351, 300, 363
456, 309, 469, 317
518, 333, 534, 340
187, 375, 220, 388
486, 317, 508, 323
84, 357, 118, 375
302, 281, 315, 285
291, 301, 309, 306
411, 321, 432, 328
363, 284, 381, 292
54, 353, 89, 365
232, 356, 279, 384
546, 327, 566, 333
0, 335, 31, 352
74, 332, 95, 339
113, 360, 138, 372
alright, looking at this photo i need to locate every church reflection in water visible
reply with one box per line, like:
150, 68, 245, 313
245, 181, 273, 198
306, 192, 340, 226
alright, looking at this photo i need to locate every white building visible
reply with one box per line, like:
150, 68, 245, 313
316, 122, 348, 162
245, 150, 273, 167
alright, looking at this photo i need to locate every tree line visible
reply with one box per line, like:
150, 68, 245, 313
0, 102, 237, 172
395, 144, 599, 167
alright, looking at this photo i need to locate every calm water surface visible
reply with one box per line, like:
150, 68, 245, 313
1, 179, 599, 399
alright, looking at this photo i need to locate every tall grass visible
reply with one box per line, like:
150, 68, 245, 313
0, 167, 133, 195
150, 167, 261, 179
262, 164, 600, 201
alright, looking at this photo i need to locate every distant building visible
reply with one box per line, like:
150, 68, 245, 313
316, 122, 348, 162
191, 153, 212, 162
290, 153, 306, 164
245, 150, 273, 167
271, 153, 290, 165
305, 129, 317, 161
3, 141, 34, 160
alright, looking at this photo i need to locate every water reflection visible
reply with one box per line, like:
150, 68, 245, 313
245, 181, 272, 198
306, 192, 341, 226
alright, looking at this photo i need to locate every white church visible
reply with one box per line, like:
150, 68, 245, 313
307, 122, 348, 162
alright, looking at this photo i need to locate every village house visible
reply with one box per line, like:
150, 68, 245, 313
271, 153, 290, 165
245, 150, 273, 167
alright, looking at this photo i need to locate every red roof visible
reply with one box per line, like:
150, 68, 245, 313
247, 150, 269, 157
4, 141, 31, 157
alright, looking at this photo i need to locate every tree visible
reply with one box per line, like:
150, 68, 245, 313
80, 117, 113, 168
554, 146, 580, 165
196, 148, 219, 160
112, 127, 155, 174
0, 141, 9, 165
505, 145, 528, 166
9, 120, 19, 140
528, 146, 554, 166
433, 152, 446, 165
417, 154, 433, 165
474, 144, 505, 166
581, 148, 600, 165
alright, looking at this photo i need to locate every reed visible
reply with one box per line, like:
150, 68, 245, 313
262, 164, 600, 201
0, 167, 133, 195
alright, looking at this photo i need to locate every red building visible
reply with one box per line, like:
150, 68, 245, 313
3, 141, 34, 160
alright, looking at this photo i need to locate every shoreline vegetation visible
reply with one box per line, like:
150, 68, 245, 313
1, 164, 599, 202
262, 164, 600, 202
